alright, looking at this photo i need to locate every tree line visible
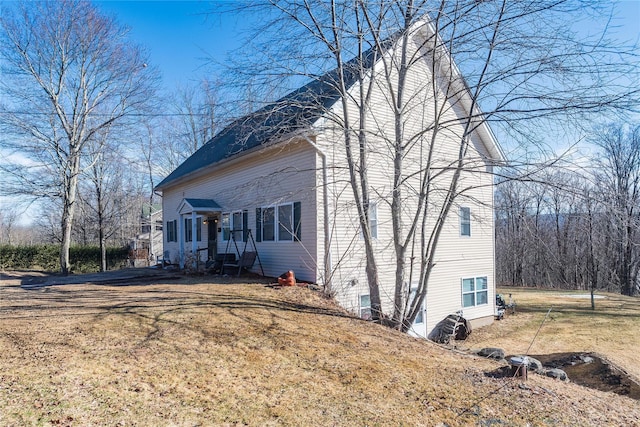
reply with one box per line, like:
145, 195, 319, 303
496, 124, 640, 298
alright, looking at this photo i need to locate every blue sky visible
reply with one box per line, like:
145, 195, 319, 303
95, 0, 639, 94
96, 1, 249, 90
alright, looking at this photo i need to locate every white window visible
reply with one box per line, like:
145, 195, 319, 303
166, 220, 177, 242
262, 207, 275, 241
462, 276, 488, 307
222, 211, 245, 241
184, 217, 202, 242
369, 202, 378, 239
221, 213, 230, 241
278, 203, 294, 241
360, 201, 378, 239
185, 218, 192, 242
256, 202, 301, 242
232, 211, 243, 241
460, 207, 471, 237
359, 294, 371, 320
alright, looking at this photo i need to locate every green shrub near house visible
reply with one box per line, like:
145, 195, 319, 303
0, 245, 129, 273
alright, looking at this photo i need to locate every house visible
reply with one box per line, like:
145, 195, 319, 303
129, 203, 164, 267
155, 20, 504, 337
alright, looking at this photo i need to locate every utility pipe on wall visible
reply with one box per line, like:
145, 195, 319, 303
303, 135, 333, 293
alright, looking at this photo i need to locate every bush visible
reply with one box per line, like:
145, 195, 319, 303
0, 244, 129, 273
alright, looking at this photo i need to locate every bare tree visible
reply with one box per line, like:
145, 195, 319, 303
81, 128, 126, 271
0, 0, 158, 274
592, 124, 640, 296
0, 206, 19, 245
153, 79, 222, 176
219, 0, 639, 330
495, 124, 640, 300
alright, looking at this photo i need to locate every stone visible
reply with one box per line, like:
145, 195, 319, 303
580, 355, 594, 364
545, 368, 568, 381
526, 356, 544, 373
478, 347, 505, 360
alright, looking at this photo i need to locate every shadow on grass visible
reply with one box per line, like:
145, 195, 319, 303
515, 300, 640, 320
1, 276, 364, 359
1, 277, 353, 323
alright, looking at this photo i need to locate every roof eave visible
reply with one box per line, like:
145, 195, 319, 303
154, 129, 317, 193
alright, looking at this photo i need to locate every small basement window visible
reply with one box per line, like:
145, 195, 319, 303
462, 276, 488, 308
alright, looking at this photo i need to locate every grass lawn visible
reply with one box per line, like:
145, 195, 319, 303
465, 287, 640, 382
0, 273, 639, 426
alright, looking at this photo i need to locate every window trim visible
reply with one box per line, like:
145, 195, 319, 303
261, 206, 276, 242
360, 201, 378, 240
278, 202, 294, 242
166, 220, 177, 242
462, 276, 488, 308
359, 294, 372, 320
369, 201, 378, 239
256, 202, 301, 243
460, 206, 471, 237
221, 211, 246, 242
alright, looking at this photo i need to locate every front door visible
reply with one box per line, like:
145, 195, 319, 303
207, 216, 218, 260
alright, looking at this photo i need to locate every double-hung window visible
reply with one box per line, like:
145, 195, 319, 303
369, 202, 378, 239
359, 294, 372, 320
261, 207, 276, 241
166, 220, 177, 242
460, 207, 471, 237
221, 211, 248, 242
221, 213, 230, 241
360, 201, 378, 239
278, 204, 294, 241
232, 211, 243, 241
184, 217, 202, 242
256, 202, 301, 242
462, 276, 488, 307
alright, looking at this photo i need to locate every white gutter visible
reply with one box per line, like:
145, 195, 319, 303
302, 135, 333, 293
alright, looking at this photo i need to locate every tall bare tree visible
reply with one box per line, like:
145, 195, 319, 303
592, 124, 640, 296
153, 79, 222, 176
495, 124, 640, 299
220, 0, 639, 330
0, 0, 158, 274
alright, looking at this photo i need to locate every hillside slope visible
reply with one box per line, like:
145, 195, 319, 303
0, 275, 638, 426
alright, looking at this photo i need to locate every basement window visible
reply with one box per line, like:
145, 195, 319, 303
462, 276, 488, 308
359, 294, 372, 320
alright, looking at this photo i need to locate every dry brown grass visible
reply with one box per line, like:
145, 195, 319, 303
0, 274, 639, 426
465, 287, 640, 382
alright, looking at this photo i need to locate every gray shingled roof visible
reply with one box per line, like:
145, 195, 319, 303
183, 198, 222, 210
155, 42, 391, 191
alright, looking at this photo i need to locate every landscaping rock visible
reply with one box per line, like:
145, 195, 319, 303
580, 355, 594, 364
478, 347, 505, 360
545, 368, 568, 381
526, 356, 544, 373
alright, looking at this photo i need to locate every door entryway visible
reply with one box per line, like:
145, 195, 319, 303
207, 216, 218, 261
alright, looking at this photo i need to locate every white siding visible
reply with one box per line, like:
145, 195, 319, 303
312, 30, 497, 335
161, 141, 319, 282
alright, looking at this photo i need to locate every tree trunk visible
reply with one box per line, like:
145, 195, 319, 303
60, 156, 80, 275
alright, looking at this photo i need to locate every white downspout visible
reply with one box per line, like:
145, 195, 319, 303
303, 136, 333, 293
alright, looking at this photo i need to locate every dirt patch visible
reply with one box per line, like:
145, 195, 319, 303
532, 352, 640, 400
